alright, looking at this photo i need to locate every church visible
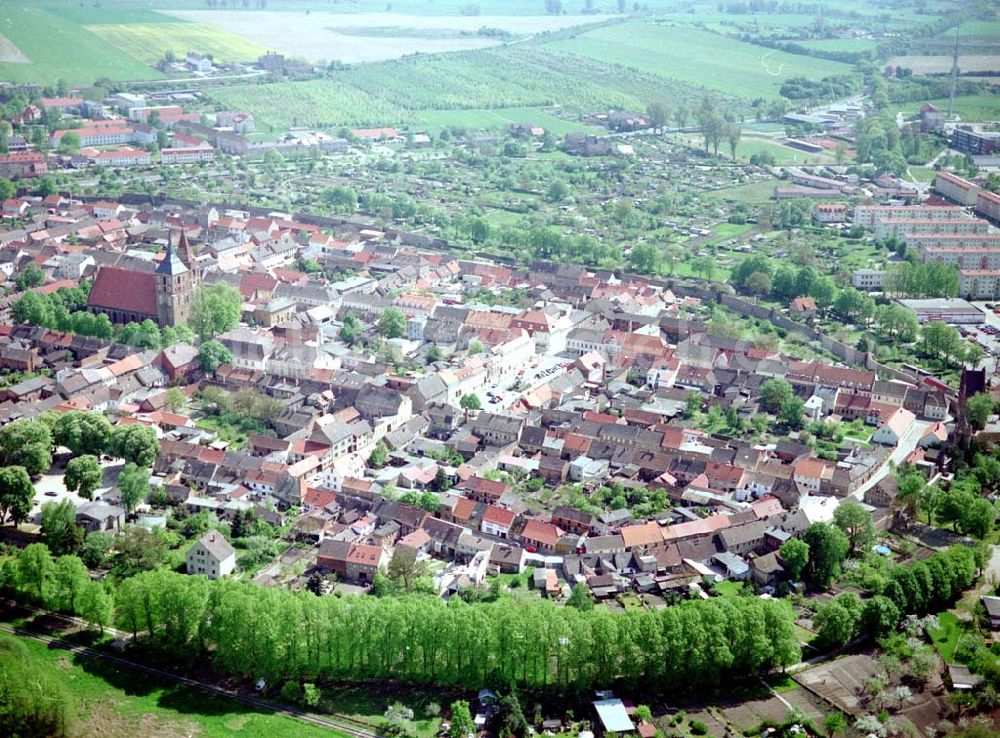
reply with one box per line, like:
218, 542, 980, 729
87, 230, 199, 327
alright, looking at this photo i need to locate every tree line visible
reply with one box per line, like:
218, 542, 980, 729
1, 557, 801, 692
813, 544, 979, 650
12, 281, 242, 347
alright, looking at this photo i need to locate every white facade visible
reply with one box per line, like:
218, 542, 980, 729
851, 269, 886, 291
486, 332, 533, 386
162, 147, 216, 164
186, 533, 236, 580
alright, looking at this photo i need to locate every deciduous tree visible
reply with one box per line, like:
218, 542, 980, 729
779, 538, 809, 581
112, 424, 159, 467
833, 500, 875, 557
118, 462, 150, 515
40, 500, 83, 556
0, 419, 52, 476
189, 283, 241, 339
64, 455, 102, 501
804, 522, 849, 589
966, 394, 995, 431
0, 465, 34, 527
450, 700, 475, 738
378, 307, 407, 339
196, 339, 233, 373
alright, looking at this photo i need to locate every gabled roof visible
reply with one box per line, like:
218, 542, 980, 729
87, 266, 157, 317
194, 531, 235, 561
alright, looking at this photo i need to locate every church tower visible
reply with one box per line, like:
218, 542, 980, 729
156, 233, 194, 327
176, 229, 200, 286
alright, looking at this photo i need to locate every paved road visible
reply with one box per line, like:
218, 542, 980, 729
851, 419, 933, 503
985, 544, 1000, 583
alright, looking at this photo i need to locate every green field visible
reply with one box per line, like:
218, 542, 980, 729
415, 106, 596, 134
950, 19, 1000, 36
796, 38, 879, 53
928, 611, 963, 662
544, 21, 853, 98
341, 47, 689, 111
902, 93, 1000, 122
143, 0, 676, 14
0, 5, 163, 84
11, 634, 344, 738
209, 45, 707, 131
705, 180, 779, 204
87, 22, 266, 64
735, 136, 835, 164
209, 79, 414, 132
672, 132, 834, 165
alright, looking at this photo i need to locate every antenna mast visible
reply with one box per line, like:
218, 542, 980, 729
947, 26, 960, 119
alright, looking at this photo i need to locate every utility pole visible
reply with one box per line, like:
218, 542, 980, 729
947, 26, 960, 119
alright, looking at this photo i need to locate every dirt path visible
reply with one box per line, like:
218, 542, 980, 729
0, 33, 29, 64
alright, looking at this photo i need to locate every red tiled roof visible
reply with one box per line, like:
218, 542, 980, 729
304, 487, 338, 508
521, 519, 563, 547
87, 266, 157, 317
620, 521, 663, 548
460, 475, 507, 498
483, 505, 515, 527
451, 496, 476, 521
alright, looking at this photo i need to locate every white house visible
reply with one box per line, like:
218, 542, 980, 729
871, 407, 916, 447
186, 531, 236, 580
481, 505, 516, 539
485, 331, 534, 386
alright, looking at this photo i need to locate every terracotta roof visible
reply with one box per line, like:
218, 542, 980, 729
451, 496, 476, 521
620, 521, 662, 549
793, 457, 830, 479
483, 505, 515, 527
87, 266, 157, 317
521, 518, 563, 547
661, 514, 731, 541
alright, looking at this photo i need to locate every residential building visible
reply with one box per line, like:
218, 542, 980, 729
186, 531, 236, 579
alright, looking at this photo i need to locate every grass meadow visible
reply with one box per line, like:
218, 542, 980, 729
901, 93, 1000, 122
10, 633, 344, 738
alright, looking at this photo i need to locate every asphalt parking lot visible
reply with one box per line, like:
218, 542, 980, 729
965, 302, 1000, 372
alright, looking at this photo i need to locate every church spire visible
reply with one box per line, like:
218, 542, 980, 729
157, 235, 188, 276
177, 228, 196, 270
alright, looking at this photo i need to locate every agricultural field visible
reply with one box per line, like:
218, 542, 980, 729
795, 38, 879, 53
8, 633, 343, 738
209, 46, 714, 131
151, 0, 674, 14
166, 9, 613, 64
207, 79, 414, 132
0, 5, 163, 84
544, 21, 854, 98
414, 107, 597, 135
341, 48, 679, 111
949, 19, 1000, 36
86, 22, 266, 65
889, 54, 1000, 74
